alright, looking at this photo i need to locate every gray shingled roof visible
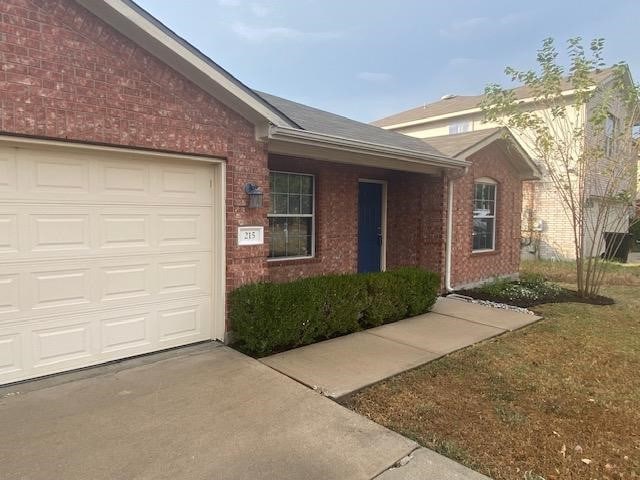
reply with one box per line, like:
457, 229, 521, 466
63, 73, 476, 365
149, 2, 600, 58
372, 68, 616, 127
424, 128, 504, 157
256, 91, 445, 157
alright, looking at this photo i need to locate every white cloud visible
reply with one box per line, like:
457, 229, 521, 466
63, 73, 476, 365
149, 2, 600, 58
439, 13, 528, 37
217, 0, 241, 6
356, 72, 393, 83
231, 22, 342, 42
250, 3, 269, 17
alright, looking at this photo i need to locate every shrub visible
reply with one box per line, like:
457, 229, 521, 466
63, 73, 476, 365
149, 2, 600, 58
229, 267, 439, 356
393, 267, 441, 315
361, 272, 408, 327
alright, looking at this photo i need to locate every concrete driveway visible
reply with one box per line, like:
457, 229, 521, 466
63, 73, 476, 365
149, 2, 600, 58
0, 344, 416, 480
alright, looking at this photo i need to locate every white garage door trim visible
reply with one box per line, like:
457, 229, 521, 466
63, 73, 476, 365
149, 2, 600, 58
0, 135, 226, 384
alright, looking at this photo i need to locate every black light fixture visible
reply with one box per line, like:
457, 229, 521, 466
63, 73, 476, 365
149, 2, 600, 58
244, 183, 264, 208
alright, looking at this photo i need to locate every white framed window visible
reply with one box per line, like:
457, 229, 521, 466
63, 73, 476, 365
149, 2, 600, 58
604, 113, 617, 157
472, 178, 497, 252
268, 171, 315, 259
449, 121, 471, 135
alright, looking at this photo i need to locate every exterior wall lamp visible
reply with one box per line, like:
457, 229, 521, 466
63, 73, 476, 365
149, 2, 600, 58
244, 183, 264, 208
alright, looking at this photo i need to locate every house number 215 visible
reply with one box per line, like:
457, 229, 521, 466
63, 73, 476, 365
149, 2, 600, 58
237, 226, 264, 246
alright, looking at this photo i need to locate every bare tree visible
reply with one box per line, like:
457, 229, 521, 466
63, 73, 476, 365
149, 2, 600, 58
482, 37, 639, 298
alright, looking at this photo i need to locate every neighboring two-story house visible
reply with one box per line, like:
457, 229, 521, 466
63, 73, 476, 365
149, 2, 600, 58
373, 68, 638, 260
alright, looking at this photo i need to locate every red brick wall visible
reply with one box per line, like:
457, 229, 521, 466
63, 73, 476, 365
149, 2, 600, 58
450, 143, 523, 287
267, 155, 445, 282
0, 0, 270, 291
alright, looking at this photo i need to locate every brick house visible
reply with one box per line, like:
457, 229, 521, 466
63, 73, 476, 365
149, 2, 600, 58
373, 70, 638, 260
0, 0, 539, 384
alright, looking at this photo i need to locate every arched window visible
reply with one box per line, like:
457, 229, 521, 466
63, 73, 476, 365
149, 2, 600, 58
472, 178, 497, 251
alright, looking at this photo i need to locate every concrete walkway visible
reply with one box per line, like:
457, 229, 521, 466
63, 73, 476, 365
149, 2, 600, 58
0, 344, 417, 480
375, 448, 491, 480
262, 297, 541, 399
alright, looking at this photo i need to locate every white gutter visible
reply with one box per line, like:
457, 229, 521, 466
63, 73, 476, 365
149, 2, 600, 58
268, 126, 470, 170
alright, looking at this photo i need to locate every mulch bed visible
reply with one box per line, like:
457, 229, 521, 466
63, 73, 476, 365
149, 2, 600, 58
453, 288, 614, 308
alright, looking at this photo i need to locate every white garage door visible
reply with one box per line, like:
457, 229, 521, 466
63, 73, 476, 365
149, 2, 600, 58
0, 141, 222, 384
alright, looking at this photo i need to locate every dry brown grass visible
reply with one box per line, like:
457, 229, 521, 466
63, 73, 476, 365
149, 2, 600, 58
522, 259, 640, 287
346, 263, 640, 480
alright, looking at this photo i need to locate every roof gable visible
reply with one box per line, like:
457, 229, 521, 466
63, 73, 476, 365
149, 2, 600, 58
424, 128, 541, 180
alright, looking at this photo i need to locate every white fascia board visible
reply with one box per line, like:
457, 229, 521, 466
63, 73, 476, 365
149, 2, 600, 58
269, 126, 469, 171
76, 0, 294, 129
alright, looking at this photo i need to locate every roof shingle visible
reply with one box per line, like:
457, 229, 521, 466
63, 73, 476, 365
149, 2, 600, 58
372, 69, 616, 127
256, 91, 445, 157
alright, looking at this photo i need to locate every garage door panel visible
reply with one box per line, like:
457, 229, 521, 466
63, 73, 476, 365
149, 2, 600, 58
0, 333, 22, 375
0, 296, 211, 382
0, 205, 211, 262
0, 253, 211, 324
100, 213, 151, 249
0, 214, 18, 253
29, 156, 90, 194
0, 144, 217, 384
100, 311, 152, 354
0, 148, 17, 192
0, 274, 20, 314
158, 299, 210, 345
30, 268, 91, 311
98, 162, 152, 196
30, 213, 91, 253
32, 321, 92, 368
100, 262, 153, 303
0, 146, 213, 206
157, 165, 211, 203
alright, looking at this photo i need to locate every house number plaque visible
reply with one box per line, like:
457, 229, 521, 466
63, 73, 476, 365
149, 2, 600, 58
237, 226, 264, 246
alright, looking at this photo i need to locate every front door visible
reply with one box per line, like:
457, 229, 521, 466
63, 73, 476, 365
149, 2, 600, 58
358, 181, 383, 273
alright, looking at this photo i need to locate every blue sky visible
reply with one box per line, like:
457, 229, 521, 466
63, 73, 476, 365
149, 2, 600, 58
136, 0, 639, 123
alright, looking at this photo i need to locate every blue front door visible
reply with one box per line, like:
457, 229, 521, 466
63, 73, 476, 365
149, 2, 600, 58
358, 182, 383, 273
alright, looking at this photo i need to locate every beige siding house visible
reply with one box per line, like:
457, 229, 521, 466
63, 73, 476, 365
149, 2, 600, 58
373, 69, 638, 260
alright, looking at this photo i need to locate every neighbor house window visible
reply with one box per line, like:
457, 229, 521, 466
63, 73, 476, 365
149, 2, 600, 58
449, 121, 471, 135
604, 113, 617, 157
268, 171, 314, 259
472, 179, 497, 251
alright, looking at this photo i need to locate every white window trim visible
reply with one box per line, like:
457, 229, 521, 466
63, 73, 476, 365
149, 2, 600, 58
267, 170, 316, 261
472, 178, 497, 253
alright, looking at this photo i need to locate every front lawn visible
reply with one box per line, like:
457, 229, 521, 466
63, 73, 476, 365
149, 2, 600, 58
346, 262, 640, 480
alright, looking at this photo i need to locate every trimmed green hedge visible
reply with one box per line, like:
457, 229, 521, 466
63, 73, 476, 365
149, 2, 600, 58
229, 267, 439, 356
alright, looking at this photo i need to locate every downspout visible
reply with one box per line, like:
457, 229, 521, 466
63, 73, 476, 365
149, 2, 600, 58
444, 167, 468, 292
445, 178, 455, 292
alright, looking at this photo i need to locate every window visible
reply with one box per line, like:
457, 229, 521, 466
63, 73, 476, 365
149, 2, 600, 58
604, 113, 617, 157
449, 121, 471, 135
472, 180, 497, 251
268, 171, 314, 259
